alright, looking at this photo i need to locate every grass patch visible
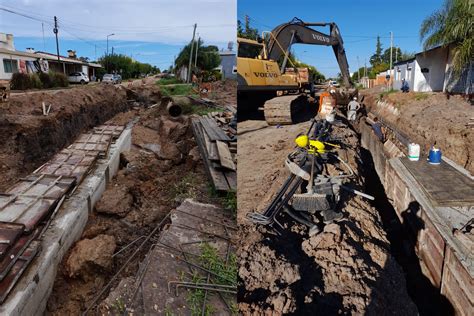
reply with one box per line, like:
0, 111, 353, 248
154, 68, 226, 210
224, 190, 237, 214
187, 105, 223, 116
378, 88, 397, 100
160, 84, 197, 96
186, 243, 237, 315
171, 173, 199, 202
414, 92, 429, 101
156, 78, 183, 85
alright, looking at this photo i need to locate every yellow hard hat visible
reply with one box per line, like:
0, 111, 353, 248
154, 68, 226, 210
295, 134, 309, 148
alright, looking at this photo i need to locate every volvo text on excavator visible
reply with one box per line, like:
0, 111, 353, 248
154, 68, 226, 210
237, 18, 358, 125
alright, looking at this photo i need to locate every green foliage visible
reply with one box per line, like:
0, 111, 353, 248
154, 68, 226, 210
199, 243, 237, 286
160, 84, 196, 97
98, 54, 156, 79
420, 0, 472, 74
50, 72, 69, 87
29, 73, 42, 89
175, 39, 221, 73
10, 73, 33, 90
224, 190, 236, 214
201, 69, 222, 82
237, 18, 259, 40
156, 78, 183, 85
370, 36, 384, 66
39, 72, 53, 88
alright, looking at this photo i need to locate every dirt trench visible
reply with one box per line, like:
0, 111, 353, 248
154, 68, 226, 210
45, 83, 236, 314
0, 85, 136, 190
237, 119, 418, 314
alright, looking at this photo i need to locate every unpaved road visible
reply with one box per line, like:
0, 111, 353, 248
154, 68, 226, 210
237, 118, 417, 314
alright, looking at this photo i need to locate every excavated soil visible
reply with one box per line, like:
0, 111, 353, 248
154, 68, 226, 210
237, 119, 417, 314
0, 85, 133, 190
46, 80, 236, 314
362, 90, 474, 173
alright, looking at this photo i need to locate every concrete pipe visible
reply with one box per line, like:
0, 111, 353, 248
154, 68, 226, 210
166, 100, 182, 117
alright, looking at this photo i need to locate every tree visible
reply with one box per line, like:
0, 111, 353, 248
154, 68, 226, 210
98, 54, 156, 79
237, 17, 259, 40
420, 0, 473, 74
174, 39, 221, 72
382, 47, 402, 64
369, 36, 384, 66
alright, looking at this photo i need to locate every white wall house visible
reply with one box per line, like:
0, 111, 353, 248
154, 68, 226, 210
391, 44, 472, 94
0, 33, 102, 81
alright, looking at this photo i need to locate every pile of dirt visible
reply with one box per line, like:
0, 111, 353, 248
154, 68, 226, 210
362, 90, 474, 173
237, 119, 417, 314
0, 85, 131, 190
209, 79, 237, 106
46, 104, 215, 315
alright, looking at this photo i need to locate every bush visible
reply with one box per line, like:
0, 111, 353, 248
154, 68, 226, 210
10, 73, 31, 90
39, 72, 53, 88
50, 72, 69, 87
29, 73, 43, 89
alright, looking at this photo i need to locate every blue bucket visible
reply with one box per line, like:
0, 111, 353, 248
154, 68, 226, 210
428, 147, 442, 165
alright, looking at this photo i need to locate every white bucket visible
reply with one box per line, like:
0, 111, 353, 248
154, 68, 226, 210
408, 143, 420, 161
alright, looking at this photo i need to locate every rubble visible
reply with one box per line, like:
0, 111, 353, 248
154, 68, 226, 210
66, 234, 117, 279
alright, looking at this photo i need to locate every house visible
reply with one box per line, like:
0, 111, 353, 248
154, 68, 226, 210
0, 33, 102, 81
392, 44, 472, 94
217, 49, 236, 80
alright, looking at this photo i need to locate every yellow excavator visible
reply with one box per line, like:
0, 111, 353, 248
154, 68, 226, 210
237, 18, 357, 125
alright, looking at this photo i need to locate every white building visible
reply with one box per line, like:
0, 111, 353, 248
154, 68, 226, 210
392, 44, 473, 94
0, 33, 102, 81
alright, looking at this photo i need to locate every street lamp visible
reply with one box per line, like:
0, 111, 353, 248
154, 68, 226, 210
107, 33, 115, 55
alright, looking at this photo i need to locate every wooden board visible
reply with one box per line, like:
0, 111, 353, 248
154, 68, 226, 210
191, 120, 230, 192
199, 117, 231, 142
216, 140, 236, 171
400, 157, 474, 206
202, 130, 219, 161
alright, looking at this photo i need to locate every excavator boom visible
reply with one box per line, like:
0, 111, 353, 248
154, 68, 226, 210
266, 18, 352, 88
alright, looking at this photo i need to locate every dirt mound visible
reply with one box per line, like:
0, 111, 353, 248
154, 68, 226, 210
95, 186, 133, 217
0, 85, 131, 191
362, 91, 474, 173
237, 119, 417, 314
66, 234, 117, 280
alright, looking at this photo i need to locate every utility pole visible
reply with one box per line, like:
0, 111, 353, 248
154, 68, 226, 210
42, 22, 45, 51
357, 56, 360, 82
194, 35, 200, 68
389, 31, 393, 89
187, 23, 197, 83
53, 16, 60, 62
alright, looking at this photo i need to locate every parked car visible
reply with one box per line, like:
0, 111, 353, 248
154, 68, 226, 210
68, 72, 89, 84
102, 74, 122, 84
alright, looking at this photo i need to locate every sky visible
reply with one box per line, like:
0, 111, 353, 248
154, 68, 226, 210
238, 0, 444, 78
0, 0, 237, 69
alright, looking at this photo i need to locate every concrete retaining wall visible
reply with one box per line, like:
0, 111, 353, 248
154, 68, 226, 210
360, 120, 473, 315
0, 128, 132, 315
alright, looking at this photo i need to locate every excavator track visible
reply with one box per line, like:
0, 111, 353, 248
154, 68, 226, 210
264, 94, 306, 125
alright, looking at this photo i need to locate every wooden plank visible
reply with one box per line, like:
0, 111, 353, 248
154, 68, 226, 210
202, 130, 219, 161
216, 140, 236, 171
191, 119, 229, 192
199, 117, 231, 142
224, 170, 237, 191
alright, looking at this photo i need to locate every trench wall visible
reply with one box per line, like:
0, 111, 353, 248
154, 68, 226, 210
360, 121, 473, 315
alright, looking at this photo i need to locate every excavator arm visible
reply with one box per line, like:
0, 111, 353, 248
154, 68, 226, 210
266, 18, 353, 88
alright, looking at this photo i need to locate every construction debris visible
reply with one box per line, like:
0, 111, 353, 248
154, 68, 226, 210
192, 109, 237, 192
